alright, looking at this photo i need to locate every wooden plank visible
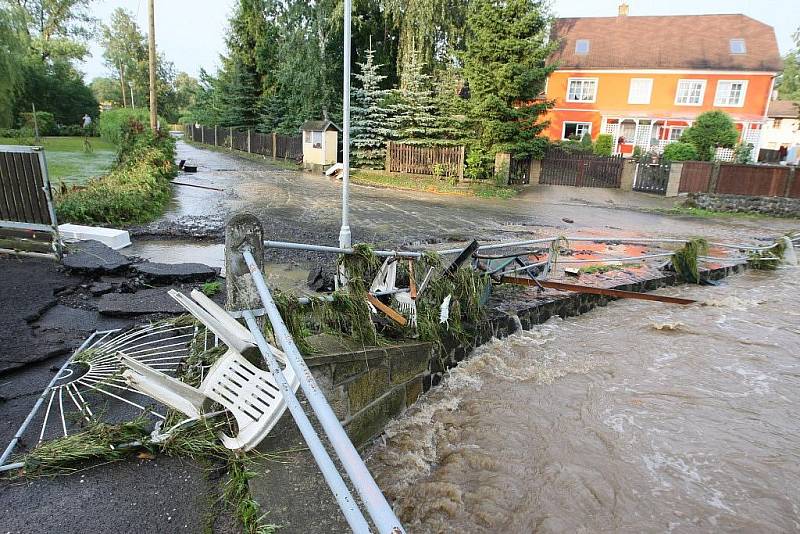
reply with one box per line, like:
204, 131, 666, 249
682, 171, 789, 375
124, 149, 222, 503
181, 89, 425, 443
501, 276, 696, 305
366, 294, 408, 326
0, 152, 15, 220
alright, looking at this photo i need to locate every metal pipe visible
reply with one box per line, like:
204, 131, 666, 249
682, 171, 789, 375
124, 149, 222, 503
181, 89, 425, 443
241, 248, 405, 534
0, 331, 99, 468
339, 0, 352, 249
242, 311, 371, 534
263, 239, 421, 258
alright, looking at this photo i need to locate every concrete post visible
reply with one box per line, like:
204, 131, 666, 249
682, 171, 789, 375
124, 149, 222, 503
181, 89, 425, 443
494, 152, 511, 185
201, 125, 204, 144
225, 213, 265, 321
272, 132, 277, 160
664, 162, 683, 197
229, 127, 233, 150
529, 159, 542, 185
620, 160, 636, 191
385, 141, 392, 172
708, 163, 721, 194
214, 125, 218, 147
247, 129, 251, 153
458, 146, 465, 182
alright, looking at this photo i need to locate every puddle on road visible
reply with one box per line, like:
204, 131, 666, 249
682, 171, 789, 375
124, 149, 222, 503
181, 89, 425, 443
125, 239, 315, 294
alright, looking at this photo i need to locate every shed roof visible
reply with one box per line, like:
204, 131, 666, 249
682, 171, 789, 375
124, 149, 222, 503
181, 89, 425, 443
767, 100, 800, 118
300, 120, 341, 132
548, 14, 782, 71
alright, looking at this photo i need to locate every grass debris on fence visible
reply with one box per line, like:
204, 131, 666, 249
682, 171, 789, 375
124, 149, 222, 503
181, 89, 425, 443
671, 238, 709, 283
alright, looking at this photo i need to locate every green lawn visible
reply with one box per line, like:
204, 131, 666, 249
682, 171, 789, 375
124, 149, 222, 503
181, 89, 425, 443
0, 136, 116, 187
351, 169, 518, 199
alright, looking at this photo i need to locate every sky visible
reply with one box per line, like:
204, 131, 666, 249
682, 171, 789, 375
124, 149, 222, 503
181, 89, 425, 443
80, 0, 800, 82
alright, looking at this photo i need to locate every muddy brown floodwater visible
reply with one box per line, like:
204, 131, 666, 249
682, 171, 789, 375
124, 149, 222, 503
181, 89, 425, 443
367, 267, 800, 533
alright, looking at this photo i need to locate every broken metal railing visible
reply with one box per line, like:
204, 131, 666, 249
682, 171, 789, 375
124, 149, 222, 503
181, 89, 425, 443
241, 247, 405, 534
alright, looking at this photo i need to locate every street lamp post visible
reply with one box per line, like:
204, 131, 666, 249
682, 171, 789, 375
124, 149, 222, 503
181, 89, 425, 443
338, 0, 352, 249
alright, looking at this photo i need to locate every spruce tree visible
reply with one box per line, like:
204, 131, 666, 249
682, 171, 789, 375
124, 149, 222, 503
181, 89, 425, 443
351, 46, 392, 168
463, 0, 555, 158
391, 49, 439, 142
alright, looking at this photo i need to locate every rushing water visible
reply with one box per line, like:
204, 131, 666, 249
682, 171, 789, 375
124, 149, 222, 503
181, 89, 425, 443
367, 267, 800, 533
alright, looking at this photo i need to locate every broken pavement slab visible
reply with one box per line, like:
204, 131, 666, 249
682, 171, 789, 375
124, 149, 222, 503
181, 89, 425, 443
62, 239, 133, 275
98, 288, 189, 316
133, 261, 218, 284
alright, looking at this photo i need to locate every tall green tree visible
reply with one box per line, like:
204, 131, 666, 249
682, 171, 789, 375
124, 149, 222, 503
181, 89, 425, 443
391, 49, 439, 141
462, 0, 554, 160
778, 28, 800, 102
681, 111, 740, 161
351, 47, 391, 168
0, 5, 28, 127
10, 0, 95, 61
101, 8, 148, 108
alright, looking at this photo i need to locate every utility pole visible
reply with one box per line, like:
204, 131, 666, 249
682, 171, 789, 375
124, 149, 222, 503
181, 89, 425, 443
147, 0, 157, 129
338, 0, 352, 249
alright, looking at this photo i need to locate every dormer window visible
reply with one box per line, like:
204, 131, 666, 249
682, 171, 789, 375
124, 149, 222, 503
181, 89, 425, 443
730, 39, 746, 54
575, 39, 590, 55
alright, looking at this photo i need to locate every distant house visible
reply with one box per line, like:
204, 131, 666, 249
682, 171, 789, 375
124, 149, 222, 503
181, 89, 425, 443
543, 4, 782, 159
300, 119, 340, 172
761, 100, 800, 152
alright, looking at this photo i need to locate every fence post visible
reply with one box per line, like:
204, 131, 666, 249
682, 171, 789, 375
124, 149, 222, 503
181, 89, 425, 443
385, 141, 392, 172
458, 146, 465, 181
272, 132, 277, 161
225, 212, 265, 325
214, 125, 218, 147
201, 126, 205, 144
708, 162, 721, 194
619, 160, 636, 191
247, 129, 251, 153
529, 159, 542, 185
664, 162, 683, 197
494, 152, 511, 185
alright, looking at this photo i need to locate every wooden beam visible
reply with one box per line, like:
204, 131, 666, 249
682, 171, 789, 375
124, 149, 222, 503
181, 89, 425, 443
501, 276, 696, 305
366, 294, 408, 326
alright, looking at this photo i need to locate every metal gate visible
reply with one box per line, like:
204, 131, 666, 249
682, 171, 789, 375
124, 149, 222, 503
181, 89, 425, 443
540, 148, 623, 188
509, 155, 531, 185
633, 160, 671, 195
0, 145, 61, 257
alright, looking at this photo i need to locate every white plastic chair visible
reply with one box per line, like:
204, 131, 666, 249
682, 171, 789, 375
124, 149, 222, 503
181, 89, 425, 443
121, 291, 299, 451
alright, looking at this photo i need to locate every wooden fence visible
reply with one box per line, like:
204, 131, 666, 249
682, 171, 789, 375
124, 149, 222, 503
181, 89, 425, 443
539, 148, 624, 188
385, 142, 465, 180
677, 161, 799, 199
185, 124, 303, 161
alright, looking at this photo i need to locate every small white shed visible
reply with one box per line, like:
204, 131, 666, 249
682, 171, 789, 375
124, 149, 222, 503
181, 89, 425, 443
300, 119, 340, 172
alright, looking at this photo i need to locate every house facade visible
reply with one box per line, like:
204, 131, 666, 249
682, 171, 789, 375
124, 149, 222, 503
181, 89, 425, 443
761, 100, 800, 151
543, 6, 782, 159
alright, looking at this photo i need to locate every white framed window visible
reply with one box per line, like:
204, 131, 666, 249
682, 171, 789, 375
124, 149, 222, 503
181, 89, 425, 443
566, 78, 597, 103
627, 78, 653, 104
668, 127, 685, 141
312, 131, 323, 148
562, 121, 592, 140
304, 131, 312, 143
729, 39, 746, 54
675, 79, 706, 105
575, 39, 590, 55
714, 80, 747, 107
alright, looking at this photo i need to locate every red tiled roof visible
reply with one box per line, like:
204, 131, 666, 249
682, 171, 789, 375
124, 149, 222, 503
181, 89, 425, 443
767, 100, 800, 118
549, 14, 782, 71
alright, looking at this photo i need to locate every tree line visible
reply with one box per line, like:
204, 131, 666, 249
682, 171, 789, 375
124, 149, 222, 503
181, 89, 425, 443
187, 0, 556, 177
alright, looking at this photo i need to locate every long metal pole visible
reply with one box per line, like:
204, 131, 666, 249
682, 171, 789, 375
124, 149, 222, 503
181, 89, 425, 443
263, 240, 421, 258
147, 0, 157, 129
338, 0, 352, 249
241, 311, 371, 534
241, 248, 404, 534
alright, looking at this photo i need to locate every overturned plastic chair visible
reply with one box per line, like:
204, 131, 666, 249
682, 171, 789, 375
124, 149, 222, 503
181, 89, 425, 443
121, 290, 299, 451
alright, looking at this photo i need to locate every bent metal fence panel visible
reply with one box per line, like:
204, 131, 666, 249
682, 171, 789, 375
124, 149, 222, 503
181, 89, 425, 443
0, 145, 61, 257
540, 149, 623, 188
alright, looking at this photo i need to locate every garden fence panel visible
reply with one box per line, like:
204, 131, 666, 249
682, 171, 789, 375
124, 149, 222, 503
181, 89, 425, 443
539, 149, 623, 188
716, 164, 789, 197
386, 142, 464, 177
678, 162, 714, 193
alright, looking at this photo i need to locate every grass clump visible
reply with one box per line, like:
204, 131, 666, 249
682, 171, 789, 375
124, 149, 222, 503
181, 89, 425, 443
746, 238, 787, 270
55, 116, 176, 226
201, 281, 222, 296
578, 263, 640, 275
671, 238, 709, 283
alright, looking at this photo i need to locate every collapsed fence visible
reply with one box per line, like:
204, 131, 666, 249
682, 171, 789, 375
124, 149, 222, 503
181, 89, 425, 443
185, 124, 303, 161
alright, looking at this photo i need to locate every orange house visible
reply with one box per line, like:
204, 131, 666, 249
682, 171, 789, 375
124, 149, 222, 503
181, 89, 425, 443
544, 6, 782, 159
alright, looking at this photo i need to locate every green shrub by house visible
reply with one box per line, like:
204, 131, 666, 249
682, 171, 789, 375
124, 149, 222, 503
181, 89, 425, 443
56, 115, 176, 226
662, 141, 698, 161
593, 134, 613, 156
